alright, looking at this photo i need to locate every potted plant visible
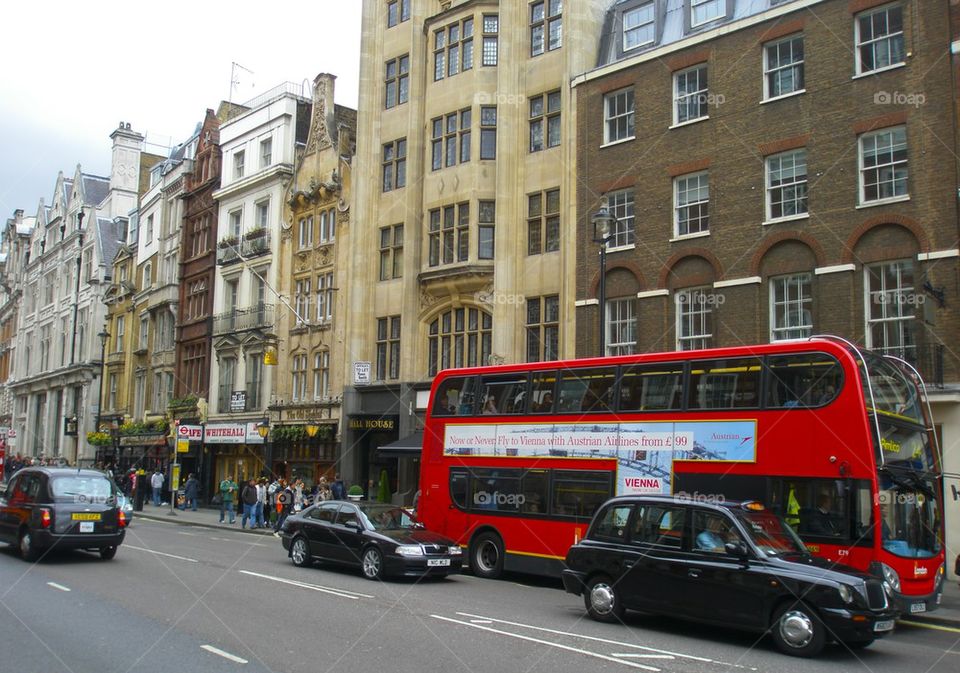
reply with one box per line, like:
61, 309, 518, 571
218, 235, 239, 249
377, 469, 391, 503
243, 226, 267, 240
347, 484, 363, 501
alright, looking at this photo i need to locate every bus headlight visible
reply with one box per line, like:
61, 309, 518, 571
838, 584, 854, 605
880, 563, 901, 593
396, 544, 424, 557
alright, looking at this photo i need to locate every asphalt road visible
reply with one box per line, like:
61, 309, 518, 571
0, 518, 957, 673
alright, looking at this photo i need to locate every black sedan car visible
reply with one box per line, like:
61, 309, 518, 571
562, 495, 896, 658
0, 467, 127, 561
280, 500, 463, 580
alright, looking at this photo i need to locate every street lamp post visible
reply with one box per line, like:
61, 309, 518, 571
96, 327, 110, 465
592, 207, 615, 357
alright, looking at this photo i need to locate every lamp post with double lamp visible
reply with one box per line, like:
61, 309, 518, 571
591, 207, 615, 356
96, 327, 110, 465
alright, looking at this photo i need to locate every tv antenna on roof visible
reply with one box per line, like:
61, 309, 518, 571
229, 62, 255, 102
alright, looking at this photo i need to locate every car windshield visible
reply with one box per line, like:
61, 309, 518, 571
50, 475, 116, 503
735, 509, 808, 556
359, 504, 420, 531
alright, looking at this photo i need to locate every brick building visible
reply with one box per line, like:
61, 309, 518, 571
574, 0, 960, 576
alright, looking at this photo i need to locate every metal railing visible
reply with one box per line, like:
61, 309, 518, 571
212, 303, 274, 336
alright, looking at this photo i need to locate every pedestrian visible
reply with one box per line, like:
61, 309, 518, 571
240, 479, 257, 529
151, 469, 164, 506
255, 478, 267, 528
273, 480, 293, 536
331, 473, 346, 500
183, 473, 199, 511
219, 474, 238, 524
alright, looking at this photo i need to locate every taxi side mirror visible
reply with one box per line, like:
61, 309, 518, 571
724, 541, 750, 560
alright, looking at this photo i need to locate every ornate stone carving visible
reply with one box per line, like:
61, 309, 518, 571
306, 78, 332, 154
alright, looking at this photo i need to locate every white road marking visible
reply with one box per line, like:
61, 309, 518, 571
455, 611, 720, 664
46, 582, 70, 592
612, 654, 675, 659
432, 614, 660, 671
238, 570, 374, 600
470, 619, 493, 624
177, 531, 197, 536
125, 545, 198, 563
201, 645, 248, 664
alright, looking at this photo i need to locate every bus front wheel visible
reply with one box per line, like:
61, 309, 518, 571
470, 532, 504, 579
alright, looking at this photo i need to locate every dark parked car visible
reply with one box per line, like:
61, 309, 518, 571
0, 467, 127, 561
562, 495, 896, 658
280, 500, 463, 580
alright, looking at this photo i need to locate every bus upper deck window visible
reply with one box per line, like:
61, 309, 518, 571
433, 376, 478, 416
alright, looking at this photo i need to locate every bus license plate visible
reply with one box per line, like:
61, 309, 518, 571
79, 522, 94, 533
427, 559, 450, 567
909, 602, 926, 614
873, 620, 894, 632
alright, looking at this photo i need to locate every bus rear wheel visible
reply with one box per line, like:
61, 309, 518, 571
470, 532, 504, 579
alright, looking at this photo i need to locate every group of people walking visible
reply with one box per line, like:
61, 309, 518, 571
217, 474, 347, 534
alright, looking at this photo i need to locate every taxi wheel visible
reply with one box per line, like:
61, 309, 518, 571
19, 530, 40, 562
290, 536, 312, 567
362, 547, 383, 580
584, 575, 625, 623
99, 546, 117, 560
470, 532, 504, 579
770, 602, 825, 658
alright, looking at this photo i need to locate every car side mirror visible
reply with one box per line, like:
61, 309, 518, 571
725, 541, 750, 560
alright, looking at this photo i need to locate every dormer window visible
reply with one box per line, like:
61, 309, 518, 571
690, 0, 725, 29
623, 2, 655, 52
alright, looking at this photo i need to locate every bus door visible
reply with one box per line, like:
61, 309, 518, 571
446, 468, 473, 543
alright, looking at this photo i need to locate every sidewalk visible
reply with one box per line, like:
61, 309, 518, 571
133, 503, 960, 627
133, 503, 276, 536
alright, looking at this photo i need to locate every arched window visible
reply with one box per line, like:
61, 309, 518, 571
428, 307, 492, 375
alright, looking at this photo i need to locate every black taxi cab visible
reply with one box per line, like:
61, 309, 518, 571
562, 495, 896, 658
0, 467, 127, 561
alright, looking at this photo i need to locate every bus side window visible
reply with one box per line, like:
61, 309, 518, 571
557, 367, 616, 413
529, 372, 557, 413
689, 358, 761, 409
765, 353, 842, 409
433, 376, 478, 416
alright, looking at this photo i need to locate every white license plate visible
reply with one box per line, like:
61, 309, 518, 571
79, 521, 94, 533
909, 602, 926, 614
427, 558, 451, 567
873, 620, 894, 632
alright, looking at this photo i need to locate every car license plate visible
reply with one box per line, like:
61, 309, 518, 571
909, 602, 926, 614
72, 513, 101, 521
427, 558, 451, 567
79, 521, 95, 533
873, 620, 894, 632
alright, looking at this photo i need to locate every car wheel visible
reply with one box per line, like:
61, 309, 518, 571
19, 530, 40, 562
99, 546, 117, 560
770, 602, 825, 658
361, 547, 383, 580
470, 532, 504, 579
584, 575, 625, 623
290, 536, 312, 567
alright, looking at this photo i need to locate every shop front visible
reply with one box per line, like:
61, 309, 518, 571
204, 421, 266, 497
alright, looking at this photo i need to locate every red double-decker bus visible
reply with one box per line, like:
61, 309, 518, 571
417, 336, 946, 614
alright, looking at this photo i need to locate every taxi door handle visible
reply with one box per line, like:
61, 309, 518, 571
623, 560, 636, 569
688, 569, 702, 579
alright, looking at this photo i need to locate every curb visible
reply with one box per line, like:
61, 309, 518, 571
901, 614, 960, 629
134, 512, 276, 536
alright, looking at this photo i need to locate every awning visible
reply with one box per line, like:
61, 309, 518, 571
376, 431, 424, 456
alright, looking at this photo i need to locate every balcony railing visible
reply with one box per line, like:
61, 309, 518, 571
242, 230, 271, 258
212, 303, 274, 336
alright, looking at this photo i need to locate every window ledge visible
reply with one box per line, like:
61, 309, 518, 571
605, 244, 636, 254
669, 231, 711, 242
856, 195, 910, 209
669, 116, 709, 130
600, 136, 636, 149
760, 89, 806, 105
852, 63, 906, 80
762, 214, 809, 226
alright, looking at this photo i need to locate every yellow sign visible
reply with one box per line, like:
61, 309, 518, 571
263, 349, 278, 366
177, 438, 190, 453
171, 465, 181, 491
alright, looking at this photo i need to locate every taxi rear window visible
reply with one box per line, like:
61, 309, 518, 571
49, 476, 115, 502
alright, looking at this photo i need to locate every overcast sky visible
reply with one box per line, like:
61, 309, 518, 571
0, 1, 362, 219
